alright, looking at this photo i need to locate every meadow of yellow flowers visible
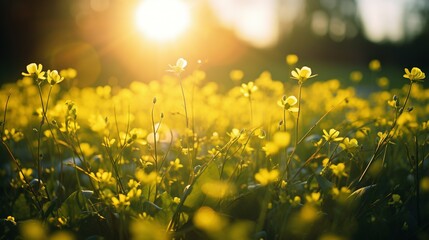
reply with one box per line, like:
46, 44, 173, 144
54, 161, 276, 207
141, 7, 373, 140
0, 57, 428, 239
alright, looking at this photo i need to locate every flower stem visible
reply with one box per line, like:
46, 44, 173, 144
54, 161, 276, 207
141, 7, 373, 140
249, 96, 254, 126
295, 84, 303, 148
358, 82, 414, 183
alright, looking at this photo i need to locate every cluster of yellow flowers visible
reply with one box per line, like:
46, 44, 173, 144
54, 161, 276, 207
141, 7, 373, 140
0, 59, 427, 240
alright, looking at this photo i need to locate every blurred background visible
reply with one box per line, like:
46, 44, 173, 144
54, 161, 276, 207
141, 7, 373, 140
1, 0, 428, 88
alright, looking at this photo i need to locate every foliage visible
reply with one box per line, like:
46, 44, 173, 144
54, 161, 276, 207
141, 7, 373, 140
0, 59, 428, 240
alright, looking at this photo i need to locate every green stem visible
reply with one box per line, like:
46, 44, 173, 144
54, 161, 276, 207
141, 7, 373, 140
249, 96, 254, 126
358, 82, 414, 183
295, 84, 302, 148
415, 135, 421, 226
179, 76, 194, 184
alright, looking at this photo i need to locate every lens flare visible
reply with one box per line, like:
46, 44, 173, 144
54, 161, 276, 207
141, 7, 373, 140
135, 0, 190, 42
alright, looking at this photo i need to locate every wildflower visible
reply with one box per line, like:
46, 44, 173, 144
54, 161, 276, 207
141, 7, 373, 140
230, 69, 244, 82
135, 169, 157, 184
193, 206, 227, 232
291, 66, 317, 84
369, 59, 381, 71
208, 148, 221, 157
254, 128, 266, 139
201, 181, 235, 199
254, 168, 279, 186
339, 137, 359, 152
93, 169, 116, 185
6, 216, 16, 225
173, 197, 181, 204
22, 63, 46, 82
262, 141, 280, 156
227, 128, 247, 144
322, 128, 343, 142
388, 194, 402, 205
290, 196, 301, 206
403, 67, 425, 83
330, 163, 348, 177
286, 54, 298, 66
168, 58, 187, 75
111, 194, 130, 209
19, 168, 33, 182
47, 70, 64, 85
127, 187, 142, 199
277, 95, 299, 112
322, 158, 330, 167
240, 81, 258, 97
273, 131, 291, 148
388, 95, 400, 109
299, 204, 319, 222
281, 180, 287, 189
305, 192, 321, 204
332, 187, 351, 203
128, 179, 140, 189
60, 68, 77, 80
170, 158, 183, 171
377, 131, 388, 145
2, 128, 24, 142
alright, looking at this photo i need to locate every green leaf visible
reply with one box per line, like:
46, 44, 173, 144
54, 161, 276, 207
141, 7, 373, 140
58, 190, 93, 223
181, 162, 220, 212
315, 174, 334, 193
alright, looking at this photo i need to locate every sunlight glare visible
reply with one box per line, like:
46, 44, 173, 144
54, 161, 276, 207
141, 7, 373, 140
135, 0, 190, 42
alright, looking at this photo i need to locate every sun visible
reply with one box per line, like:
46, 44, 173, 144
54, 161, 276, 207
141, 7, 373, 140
135, 0, 191, 42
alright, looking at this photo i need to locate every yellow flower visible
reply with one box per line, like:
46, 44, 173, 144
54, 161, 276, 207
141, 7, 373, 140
273, 131, 291, 148
135, 169, 157, 184
277, 95, 299, 112
6, 216, 16, 225
262, 141, 280, 156
173, 197, 181, 204
254, 168, 279, 186
369, 59, 381, 71
331, 186, 351, 203
170, 158, 183, 171
240, 81, 258, 97
47, 70, 64, 85
201, 181, 235, 199
305, 192, 321, 204
290, 196, 301, 206
227, 128, 247, 144
322, 129, 343, 142
168, 58, 187, 75
403, 67, 425, 82
112, 194, 130, 209
330, 163, 348, 177
22, 63, 46, 82
339, 137, 359, 152
230, 69, 244, 82
286, 54, 298, 66
291, 66, 317, 84
60, 68, 77, 80
19, 168, 33, 182
388, 194, 402, 205
193, 207, 227, 232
